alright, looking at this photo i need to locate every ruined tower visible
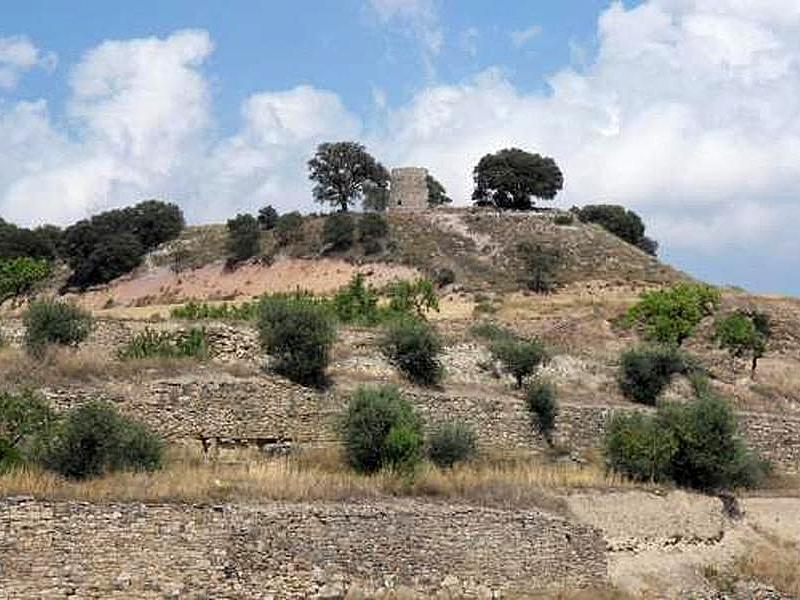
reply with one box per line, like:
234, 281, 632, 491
388, 167, 428, 211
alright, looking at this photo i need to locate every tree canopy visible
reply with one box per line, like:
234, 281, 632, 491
472, 148, 563, 210
426, 174, 452, 206
308, 142, 389, 212
574, 204, 658, 256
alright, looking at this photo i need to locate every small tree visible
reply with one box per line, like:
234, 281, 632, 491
341, 386, 423, 474
426, 174, 452, 207
226, 214, 261, 263
258, 295, 336, 386
322, 212, 355, 252
358, 213, 389, 255
42, 401, 163, 479
491, 337, 549, 388
387, 279, 439, 319
274, 212, 304, 246
257, 205, 279, 230
0, 390, 56, 472
428, 420, 478, 468
626, 283, 721, 345
517, 242, 560, 293
715, 311, 770, 378
381, 318, 443, 386
526, 380, 559, 443
0, 257, 52, 302
308, 142, 389, 212
472, 148, 563, 210
23, 299, 93, 357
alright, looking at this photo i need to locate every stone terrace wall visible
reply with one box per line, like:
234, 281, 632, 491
0, 497, 607, 598
40, 379, 800, 470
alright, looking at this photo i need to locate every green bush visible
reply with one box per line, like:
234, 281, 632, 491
618, 345, 691, 405
0, 257, 52, 302
380, 318, 443, 386
258, 205, 279, 230
0, 390, 56, 473
332, 273, 381, 324
553, 213, 574, 226
323, 212, 356, 251
118, 327, 210, 360
517, 242, 560, 293
470, 321, 516, 343
274, 212, 304, 245
491, 337, 548, 387
431, 267, 456, 287
387, 278, 439, 319
626, 283, 721, 345
358, 213, 388, 254
23, 299, 93, 357
0, 219, 62, 260
171, 300, 259, 321
715, 311, 770, 376
428, 420, 477, 468
526, 380, 559, 442
62, 200, 183, 288
341, 386, 423, 474
226, 213, 261, 262
574, 204, 658, 256
605, 394, 768, 489
258, 295, 336, 386
42, 401, 163, 479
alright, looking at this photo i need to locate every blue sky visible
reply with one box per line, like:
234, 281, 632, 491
2, 0, 800, 295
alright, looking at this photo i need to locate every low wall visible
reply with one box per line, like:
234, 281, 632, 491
0, 497, 607, 598
40, 379, 800, 471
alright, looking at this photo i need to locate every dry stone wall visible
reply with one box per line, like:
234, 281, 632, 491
39, 378, 800, 471
0, 496, 607, 598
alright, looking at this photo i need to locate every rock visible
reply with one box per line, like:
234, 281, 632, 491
113, 573, 132, 590
317, 582, 345, 599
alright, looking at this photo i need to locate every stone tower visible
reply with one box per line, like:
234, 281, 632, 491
388, 167, 428, 211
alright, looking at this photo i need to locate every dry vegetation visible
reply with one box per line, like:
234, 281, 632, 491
0, 447, 645, 513
733, 532, 800, 596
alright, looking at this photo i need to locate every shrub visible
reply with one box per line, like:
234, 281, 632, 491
626, 283, 721, 345
341, 386, 423, 474
61, 200, 183, 287
470, 321, 516, 343
274, 212, 304, 245
257, 205, 279, 230
0, 390, 56, 473
42, 401, 163, 479
715, 311, 770, 376
380, 318, 443, 386
323, 212, 355, 251
23, 299, 93, 357
118, 327, 210, 360
387, 278, 439, 318
526, 380, 559, 442
574, 204, 658, 255
618, 345, 691, 405
171, 300, 259, 321
226, 214, 261, 262
605, 394, 767, 489
431, 267, 456, 288
517, 242, 560, 293
332, 273, 380, 324
358, 213, 388, 255
553, 213, 574, 226
258, 295, 336, 386
0, 219, 62, 260
491, 337, 548, 387
428, 420, 477, 468
0, 257, 52, 302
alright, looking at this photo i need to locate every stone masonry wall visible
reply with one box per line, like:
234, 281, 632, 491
39, 379, 800, 471
388, 167, 428, 212
0, 497, 607, 598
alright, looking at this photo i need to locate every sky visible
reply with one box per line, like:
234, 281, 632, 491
2, 0, 800, 295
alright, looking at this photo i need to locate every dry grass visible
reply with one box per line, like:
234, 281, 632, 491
0, 447, 642, 512
0, 346, 257, 387
735, 536, 800, 596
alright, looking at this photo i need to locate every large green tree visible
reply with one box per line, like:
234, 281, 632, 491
426, 174, 452, 206
472, 148, 563, 210
308, 142, 389, 212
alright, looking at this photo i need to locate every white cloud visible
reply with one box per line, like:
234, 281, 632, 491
367, 0, 443, 76
460, 27, 480, 57
510, 25, 543, 49
0, 35, 57, 89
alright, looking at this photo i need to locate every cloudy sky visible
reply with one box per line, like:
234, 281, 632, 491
2, 0, 799, 294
